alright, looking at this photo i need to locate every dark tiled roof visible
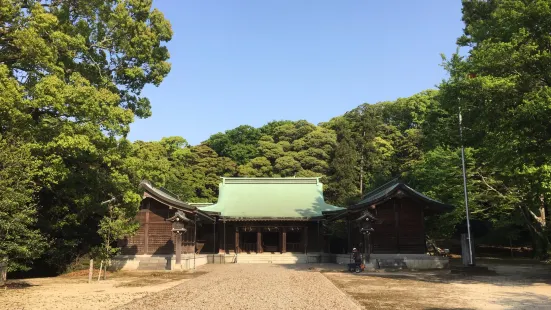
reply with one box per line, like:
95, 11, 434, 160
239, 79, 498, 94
139, 180, 219, 221
350, 179, 454, 212
140, 180, 195, 211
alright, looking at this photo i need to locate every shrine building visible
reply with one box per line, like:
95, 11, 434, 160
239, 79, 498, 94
114, 177, 452, 270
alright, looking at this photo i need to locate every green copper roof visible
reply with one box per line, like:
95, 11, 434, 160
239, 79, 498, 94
198, 177, 343, 218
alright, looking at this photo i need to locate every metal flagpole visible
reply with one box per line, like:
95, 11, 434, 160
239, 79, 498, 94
459, 105, 474, 266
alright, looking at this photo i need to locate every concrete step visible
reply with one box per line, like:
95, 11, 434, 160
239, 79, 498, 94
140, 257, 170, 262
137, 262, 168, 270
236, 254, 309, 264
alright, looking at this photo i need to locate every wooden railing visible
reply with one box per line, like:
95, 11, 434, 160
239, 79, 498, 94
263, 245, 278, 252
242, 242, 257, 253
286, 243, 301, 252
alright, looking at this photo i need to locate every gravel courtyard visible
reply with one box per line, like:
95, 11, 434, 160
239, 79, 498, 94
324, 262, 551, 310
118, 264, 361, 310
3, 261, 550, 309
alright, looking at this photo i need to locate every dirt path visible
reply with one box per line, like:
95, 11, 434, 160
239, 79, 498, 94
323, 263, 551, 310
0, 271, 203, 310
119, 264, 360, 310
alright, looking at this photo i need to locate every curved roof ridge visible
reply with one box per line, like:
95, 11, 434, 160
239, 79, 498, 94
139, 180, 195, 211
223, 177, 320, 185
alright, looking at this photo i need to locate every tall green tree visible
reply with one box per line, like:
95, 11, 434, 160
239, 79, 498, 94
204, 125, 261, 164
325, 118, 360, 206
0, 0, 173, 271
440, 0, 551, 257
0, 135, 47, 271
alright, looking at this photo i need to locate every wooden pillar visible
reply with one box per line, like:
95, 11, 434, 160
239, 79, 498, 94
144, 209, 150, 254
282, 228, 287, 253
235, 228, 240, 253
193, 213, 197, 269
223, 220, 226, 254
317, 221, 321, 253
303, 226, 308, 254
279, 228, 283, 253
394, 199, 400, 253
421, 208, 426, 253
320, 221, 326, 253
175, 232, 182, 264
213, 220, 216, 253
256, 230, 262, 253
347, 217, 351, 260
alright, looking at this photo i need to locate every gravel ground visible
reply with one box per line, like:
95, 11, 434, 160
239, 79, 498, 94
324, 263, 551, 310
0, 271, 199, 310
118, 264, 361, 310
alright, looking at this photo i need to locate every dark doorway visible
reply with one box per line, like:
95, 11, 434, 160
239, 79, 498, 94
262, 232, 279, 253
287, 231, 301, 252
241, 232, 257, 253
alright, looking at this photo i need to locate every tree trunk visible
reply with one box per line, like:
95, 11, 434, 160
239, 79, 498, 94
518, 204, 550, 259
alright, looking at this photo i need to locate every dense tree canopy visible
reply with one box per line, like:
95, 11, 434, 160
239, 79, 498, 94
0, 0, 172, 273
438, 0, 551, 257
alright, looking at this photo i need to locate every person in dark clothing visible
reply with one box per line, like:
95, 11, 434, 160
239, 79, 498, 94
352, 248, 362, 264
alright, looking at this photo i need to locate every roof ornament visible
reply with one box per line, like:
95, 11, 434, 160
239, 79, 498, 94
396, 190, 405, 199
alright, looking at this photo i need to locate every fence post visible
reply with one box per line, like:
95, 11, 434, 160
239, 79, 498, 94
0, 261, 7, 286
88, 259, 94, 283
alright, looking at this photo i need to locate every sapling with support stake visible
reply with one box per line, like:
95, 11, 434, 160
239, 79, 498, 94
91, 196, 138, 282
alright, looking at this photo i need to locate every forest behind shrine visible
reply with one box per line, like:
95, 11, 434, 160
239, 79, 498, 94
1, 0, 550, 276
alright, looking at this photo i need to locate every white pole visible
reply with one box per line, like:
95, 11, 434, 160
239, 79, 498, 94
459, 105, 474, 266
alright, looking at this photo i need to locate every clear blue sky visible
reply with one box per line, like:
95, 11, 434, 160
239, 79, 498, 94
129, 0, 464, 145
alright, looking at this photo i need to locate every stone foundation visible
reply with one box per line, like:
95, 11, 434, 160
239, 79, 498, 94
110, 254, 209, 271
111, 253, 448, 271
335, 253, 449, 269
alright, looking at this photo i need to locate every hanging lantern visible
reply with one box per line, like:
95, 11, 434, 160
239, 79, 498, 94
167, 210, 190, 234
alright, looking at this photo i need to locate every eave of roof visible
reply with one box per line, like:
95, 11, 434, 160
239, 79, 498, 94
140, 180, 217, 222
350, 179, 454, 212
220, 217, 321, 222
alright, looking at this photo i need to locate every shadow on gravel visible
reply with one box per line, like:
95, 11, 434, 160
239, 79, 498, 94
333, 270, 551, 287
424, 308, 476, 310
1, 281, 36, 289
492, 292, 551, 309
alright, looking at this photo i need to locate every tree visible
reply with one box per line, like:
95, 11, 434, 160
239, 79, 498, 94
325, 119, 360, 206
274, 156, 302, 177
0, 135, 47, 271
204, 125, 261, 164
0, 0, 173, 272
96, 203, 138, 278
238, 157, 273, 177
439, 0, 551, 258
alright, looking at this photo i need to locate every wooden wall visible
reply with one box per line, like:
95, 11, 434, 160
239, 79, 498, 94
120, 198, 196, 255
371, 197, 426, 254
